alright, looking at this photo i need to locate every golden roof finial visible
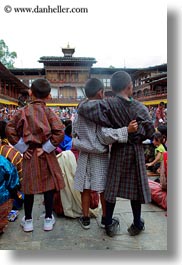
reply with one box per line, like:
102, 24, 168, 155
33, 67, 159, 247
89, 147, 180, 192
67, 42, 70, 48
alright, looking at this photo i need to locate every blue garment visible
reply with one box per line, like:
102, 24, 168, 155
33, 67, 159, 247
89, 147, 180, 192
0, 155, 20, 205
59, 134, 72, 151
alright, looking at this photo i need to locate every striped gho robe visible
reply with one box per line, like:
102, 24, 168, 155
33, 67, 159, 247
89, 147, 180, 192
78, 96, 155, 204
6, 100, 65, 194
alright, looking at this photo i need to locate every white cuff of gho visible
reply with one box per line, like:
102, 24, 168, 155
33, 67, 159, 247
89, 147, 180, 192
42, 139, 56, 153
14, 137, 29, 153
159, 119, 163, 123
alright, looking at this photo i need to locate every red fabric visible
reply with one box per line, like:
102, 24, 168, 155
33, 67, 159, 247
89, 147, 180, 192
71, 147, 79, 161
0, 199, 13, 233
163, 151, 168, 177
148, 179, 167, 210
53, 191, 64, 216
90, 191, 99, 209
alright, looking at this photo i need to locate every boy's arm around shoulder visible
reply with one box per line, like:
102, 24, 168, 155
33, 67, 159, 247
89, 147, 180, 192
97, 120, 138, 145
78, 98, 113, 127
97, 127, 128, 145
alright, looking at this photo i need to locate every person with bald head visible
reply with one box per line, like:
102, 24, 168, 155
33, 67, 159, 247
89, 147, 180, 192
78, 71, 155, 237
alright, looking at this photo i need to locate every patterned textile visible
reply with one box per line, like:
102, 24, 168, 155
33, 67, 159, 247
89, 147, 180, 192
73, 110, 128, 193
78, 96, 155, 203
6, 100, 65, 194
0, 199, 13, 233
72, 112, 108, 154
0, 142, 23, 181
0, 155, 20, 205
75, 152, 109, 192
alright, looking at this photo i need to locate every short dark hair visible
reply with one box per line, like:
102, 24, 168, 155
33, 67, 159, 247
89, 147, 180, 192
31, 79, 51, 99
84, 78, 104, 98
158, 124, 167, 137
159, 102, 165, 106
111, 71, 132, 93
153, 132, 163, 143
65, 124, 72, 137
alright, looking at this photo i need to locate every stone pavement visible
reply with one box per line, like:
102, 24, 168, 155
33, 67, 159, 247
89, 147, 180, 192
0, 194, 167, 250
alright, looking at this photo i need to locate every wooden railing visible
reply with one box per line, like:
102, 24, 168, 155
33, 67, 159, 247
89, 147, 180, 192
133, 92, 167, 101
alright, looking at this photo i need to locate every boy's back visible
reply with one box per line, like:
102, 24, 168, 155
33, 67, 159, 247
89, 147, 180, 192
6, 100, 63, 147
6, 99, 65, 194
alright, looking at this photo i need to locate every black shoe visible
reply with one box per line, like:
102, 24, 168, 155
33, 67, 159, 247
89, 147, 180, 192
105, 217, 120, 237
79, 216, 90, 229
100, 216, 106, 228
127, 219, 145, 236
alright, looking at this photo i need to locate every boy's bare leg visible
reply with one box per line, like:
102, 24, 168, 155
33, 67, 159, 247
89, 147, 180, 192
100, 192, 106, 217
81, 189, 90, 217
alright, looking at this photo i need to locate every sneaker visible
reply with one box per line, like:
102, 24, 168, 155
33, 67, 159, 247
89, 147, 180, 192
44, 215, 55, 231
100, 216, 106, 228
21, 216, 33, 232
79, 216, 90, 229
127, 219, 145, 236
105, 217, 120, 237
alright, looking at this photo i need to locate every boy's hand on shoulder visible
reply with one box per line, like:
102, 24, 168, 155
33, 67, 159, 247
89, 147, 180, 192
36, 148, 44, 157
23, 149, 33, 160
127, 120, 138, 133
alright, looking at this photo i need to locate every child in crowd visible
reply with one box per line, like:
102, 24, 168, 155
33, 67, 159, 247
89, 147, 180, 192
73, 78, 138, 230
146, 132, 166, 173
6, 79, 65, 232
58, 123, 72, 151
157, 124, 167, 151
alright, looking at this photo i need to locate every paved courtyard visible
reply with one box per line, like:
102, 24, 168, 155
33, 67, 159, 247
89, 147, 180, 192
0, 195, 167, 251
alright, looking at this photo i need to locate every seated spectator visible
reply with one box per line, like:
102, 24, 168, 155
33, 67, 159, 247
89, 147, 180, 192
148, 151, 167, 210
58, 124, 72, 152
157, 124, 167, 151
146, 132, 166, 174
53, 150, 98, 218
0, 155, 20, 234
0, 120, 23, 209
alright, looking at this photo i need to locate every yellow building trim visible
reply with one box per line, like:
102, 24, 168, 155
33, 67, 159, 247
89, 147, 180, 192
142, 99, 167, 106
0, 98, 18, 106
46, 103, 79, 107
46, 99, 168, 107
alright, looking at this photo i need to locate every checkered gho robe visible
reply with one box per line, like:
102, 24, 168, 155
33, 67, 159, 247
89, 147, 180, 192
78, 96, 155, 203
72, 111, 128, 193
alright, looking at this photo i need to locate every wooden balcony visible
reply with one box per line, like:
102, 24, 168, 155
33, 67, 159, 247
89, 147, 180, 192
133, 91, 167, 102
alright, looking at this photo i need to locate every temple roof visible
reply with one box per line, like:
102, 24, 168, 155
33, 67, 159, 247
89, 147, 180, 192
39, 56, 97, 66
